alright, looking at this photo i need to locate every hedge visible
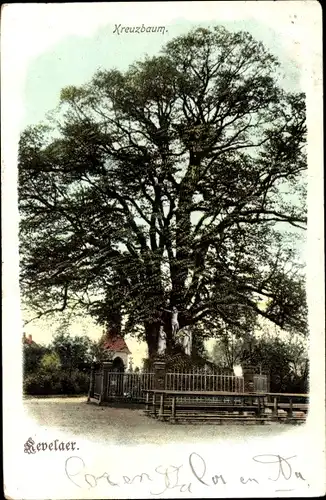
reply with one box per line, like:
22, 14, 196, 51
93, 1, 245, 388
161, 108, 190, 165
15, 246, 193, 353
23, 369, 89, 395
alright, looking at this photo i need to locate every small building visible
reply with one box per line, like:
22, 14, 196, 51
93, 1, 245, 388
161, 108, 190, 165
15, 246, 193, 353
22, 333, 38, 346
102, 332, 131, 372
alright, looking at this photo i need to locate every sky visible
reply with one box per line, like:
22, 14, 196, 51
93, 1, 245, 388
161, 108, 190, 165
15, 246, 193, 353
3, 2, 322, 368
21, 15, 303, 131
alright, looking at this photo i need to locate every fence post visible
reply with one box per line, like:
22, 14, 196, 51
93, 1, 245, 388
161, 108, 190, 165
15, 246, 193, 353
99, 361, 113, 405
152, 361, 166, 420
243, 365, 255, 393
87, 363, 95, 402
153, 361, 166, 390
273, 396, 278, 421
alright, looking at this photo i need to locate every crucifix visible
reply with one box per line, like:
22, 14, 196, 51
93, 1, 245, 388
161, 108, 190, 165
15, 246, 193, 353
162, 306, 180, 335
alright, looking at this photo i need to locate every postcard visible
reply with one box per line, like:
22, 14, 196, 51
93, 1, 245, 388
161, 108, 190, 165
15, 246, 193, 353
2, 2, 325, 498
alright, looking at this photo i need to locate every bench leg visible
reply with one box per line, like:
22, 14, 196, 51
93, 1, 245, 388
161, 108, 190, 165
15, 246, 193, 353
158, 393, 165, 421
256, 397, 263, 423
170, 396, 176, 424
152, 393, 157, 418
272, 396, 278, 421
287, 398, 293, 420
145, 392, 149, 414
258, 397, 265, 422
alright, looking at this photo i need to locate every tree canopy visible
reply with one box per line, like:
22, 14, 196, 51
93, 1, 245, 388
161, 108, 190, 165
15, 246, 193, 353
211, 330, 309, 393
19, 26, 307, 357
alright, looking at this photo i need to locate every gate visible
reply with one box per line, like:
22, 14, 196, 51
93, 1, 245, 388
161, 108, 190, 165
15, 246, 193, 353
94, 370, 103, 400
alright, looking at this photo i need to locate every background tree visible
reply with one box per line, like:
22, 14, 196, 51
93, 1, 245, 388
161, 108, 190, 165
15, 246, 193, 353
249, 333, 309, 392
19, 26, 307, 357
40, 352, 62, 372
23, 332, 96, 396
88, 334, 114, 363
23, 343, 49, 374
51, 330, 94, 375
210, 330, 309, 392
211, 333, 244, 370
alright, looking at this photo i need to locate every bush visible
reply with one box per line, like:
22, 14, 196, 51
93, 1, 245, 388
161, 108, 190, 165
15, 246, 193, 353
23, 344, 49, 375
40, 352, 61, 372
269, 372, 309, 394
59, 370, 89, 394
24, 370, 62, 395
23, 369, 89, 395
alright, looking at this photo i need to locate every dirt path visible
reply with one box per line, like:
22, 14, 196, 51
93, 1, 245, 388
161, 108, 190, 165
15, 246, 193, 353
23, 396, 290, 446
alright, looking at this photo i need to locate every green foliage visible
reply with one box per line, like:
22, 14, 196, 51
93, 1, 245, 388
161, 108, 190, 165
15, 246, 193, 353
211, 330, 309, 392
23, 369, 89, 395
50, 326, 94, 372
23, 328, 101, 395
23, 343, 49, 374
249, 334, 309, 393
211, 335, 245, 370
40, 352, 61, 372
19, 26, 307, 357
88, 335, 113, 363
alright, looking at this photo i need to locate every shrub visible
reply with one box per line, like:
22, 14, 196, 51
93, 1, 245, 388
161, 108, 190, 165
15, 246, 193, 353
23, 369, 89, 395
58, 370, 89, 394
40, 352, 62, 372
24, 370, 62, 395
23, 344, 49, 375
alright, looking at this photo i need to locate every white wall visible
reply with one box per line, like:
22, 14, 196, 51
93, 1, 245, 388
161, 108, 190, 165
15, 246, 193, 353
112, 351, 128, 369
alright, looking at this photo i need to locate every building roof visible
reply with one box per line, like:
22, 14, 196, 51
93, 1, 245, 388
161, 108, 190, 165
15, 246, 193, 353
103, 334, 131, 354
22, 333, 38, 346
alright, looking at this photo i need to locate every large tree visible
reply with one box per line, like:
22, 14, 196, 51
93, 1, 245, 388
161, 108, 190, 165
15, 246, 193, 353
19, 27, 307, 357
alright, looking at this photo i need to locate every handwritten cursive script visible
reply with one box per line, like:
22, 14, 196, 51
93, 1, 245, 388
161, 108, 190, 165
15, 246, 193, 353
65, 452, 308, 495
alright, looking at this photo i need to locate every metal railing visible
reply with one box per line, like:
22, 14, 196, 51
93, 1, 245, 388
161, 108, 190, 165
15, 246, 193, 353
165, 370, 244, 393
91, 368, 268, 404
107, 371, 154, 402
164, 370, 244, 404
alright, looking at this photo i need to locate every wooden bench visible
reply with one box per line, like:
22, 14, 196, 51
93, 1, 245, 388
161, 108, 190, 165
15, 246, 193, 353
144, 390, 267, 424
143, 390, 309, 424
264, 393, 309, 421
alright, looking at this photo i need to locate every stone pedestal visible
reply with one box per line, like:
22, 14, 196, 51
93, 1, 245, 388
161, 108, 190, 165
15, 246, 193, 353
153, 361, 166, 421
153, 361, 166, 390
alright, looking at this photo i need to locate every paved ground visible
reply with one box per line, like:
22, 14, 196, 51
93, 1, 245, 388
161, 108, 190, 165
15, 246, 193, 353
24, 396, 292, 446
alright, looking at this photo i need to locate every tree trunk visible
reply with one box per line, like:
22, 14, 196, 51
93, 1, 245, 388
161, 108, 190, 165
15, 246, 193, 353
163, 321, 174, 354
173, 155, 199, 307
144, 319, 178, 358
144, 321, 160, 358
